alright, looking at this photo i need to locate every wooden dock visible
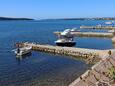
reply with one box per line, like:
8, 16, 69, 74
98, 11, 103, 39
80, 26, 115, 30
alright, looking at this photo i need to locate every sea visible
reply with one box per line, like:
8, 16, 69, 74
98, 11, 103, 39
0, 19, 115, 86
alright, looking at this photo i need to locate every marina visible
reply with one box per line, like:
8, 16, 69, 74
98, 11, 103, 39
1, 0, 115, 86
15, 23, 115, 86
15, 40, 115, 86
1, 20, 115, 86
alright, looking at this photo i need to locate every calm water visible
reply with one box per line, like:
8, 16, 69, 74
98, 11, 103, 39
0, 20, 115, 86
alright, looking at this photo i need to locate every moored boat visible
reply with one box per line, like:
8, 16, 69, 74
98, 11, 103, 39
55, 29, 76, 47
14, 46, 32, 56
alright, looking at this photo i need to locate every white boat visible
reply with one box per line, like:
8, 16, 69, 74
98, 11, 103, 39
55, 29, 76, 46
71, 28, 80, 32
61, 29, 71, 35
60, 29, 74, 38
14, 46, 32, 56
71, 28, 76, 32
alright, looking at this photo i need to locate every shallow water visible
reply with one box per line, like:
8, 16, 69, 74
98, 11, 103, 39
0, 20, 115, 86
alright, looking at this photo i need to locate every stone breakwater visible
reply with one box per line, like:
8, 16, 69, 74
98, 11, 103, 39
54, 31, 114, 38
69, 50, 115, 86
16, 42, 106, 63
71, 32, 114, 38
16, 43, 113, 60
80, 26, 115, 30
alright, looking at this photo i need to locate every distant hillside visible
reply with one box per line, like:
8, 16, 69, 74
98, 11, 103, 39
47, 17, 115, 20
44, 17, 115, 20
0, 17, 34, 20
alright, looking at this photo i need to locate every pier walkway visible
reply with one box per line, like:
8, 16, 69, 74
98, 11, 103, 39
80, 26, 115, 30
17, 42, 112, 62
71, 32, 114, 38
18, 42, 101, 58
54, 31, 114, 38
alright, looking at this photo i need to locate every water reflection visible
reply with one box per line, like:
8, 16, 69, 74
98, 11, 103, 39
16, 53, 32, 64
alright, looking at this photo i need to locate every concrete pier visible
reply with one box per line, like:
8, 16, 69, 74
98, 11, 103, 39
71, 32, 114, 38
16, 42, 108, 63
80, 26, 115, 30
54, 31, 114, 38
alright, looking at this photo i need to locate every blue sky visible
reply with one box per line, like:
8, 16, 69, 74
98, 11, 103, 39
0, 0, 115, 19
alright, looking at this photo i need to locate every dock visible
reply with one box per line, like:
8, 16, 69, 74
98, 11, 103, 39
80, 26, 115, 30
54, 31, 114, 38
71, 32, 114, 38
16, 42, 109, 63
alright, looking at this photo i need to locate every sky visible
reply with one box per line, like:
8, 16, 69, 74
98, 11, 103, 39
0, 0, 115, 19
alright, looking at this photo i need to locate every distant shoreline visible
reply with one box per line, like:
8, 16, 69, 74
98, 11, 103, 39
43, 17, 115, 21
62, 18, 115, 20
1, 17, 115, 21
0, 17, 34, 20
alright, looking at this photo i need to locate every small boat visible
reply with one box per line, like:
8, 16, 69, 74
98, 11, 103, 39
14, 46, 32, 56
61, 29, 71, 35
71, 28, 80, 32
60, 29, 74, 38
55, 29, 76, 46
55, 38, 76, 47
